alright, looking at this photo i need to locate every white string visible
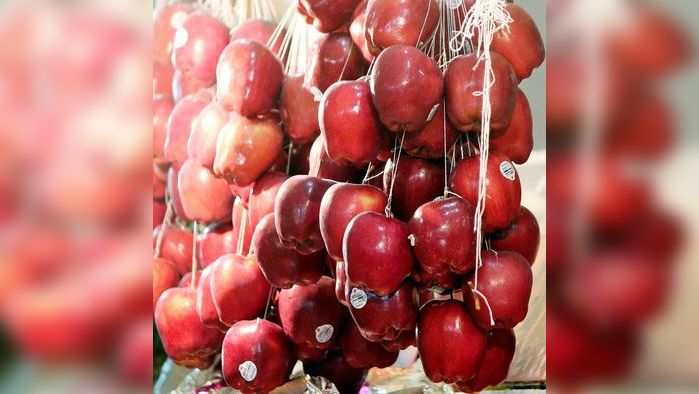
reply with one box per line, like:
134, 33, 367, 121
191, 221, 199, 290
236, 204, 248, 256
385, 132, 407, 217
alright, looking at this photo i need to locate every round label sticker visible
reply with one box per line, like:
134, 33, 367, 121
238, 360, 257, 382
315, 324, 334, 344
499, 161, 516, 181
172, 28, 188, 50
350, 288, 368, 310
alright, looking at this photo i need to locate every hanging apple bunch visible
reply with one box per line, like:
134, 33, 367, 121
153, 0, 543, 392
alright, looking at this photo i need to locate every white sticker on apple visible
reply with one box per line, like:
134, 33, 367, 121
238, 360, 257, 382
499, 160, 516, 181
315, 324, 334, 344
350, 288, 368, 310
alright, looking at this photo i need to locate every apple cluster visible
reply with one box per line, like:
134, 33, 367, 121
153, 0, 544, 392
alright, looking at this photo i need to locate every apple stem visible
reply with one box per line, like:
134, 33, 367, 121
385, 131, 407, 217
153, 201, 174, 259
190, 221, 199, 290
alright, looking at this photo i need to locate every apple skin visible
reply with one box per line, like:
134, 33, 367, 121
449, 152, 521, 232
221, 318, 295, 393
308, 32, 367, 93
457, 328, 516, 392
154, 61, 175, 99
154, 3, 193, 65
197, 223, 237, 269
289, 142, 312, 175
164, 89, 213, 166
417, 299, 486, 385
172, 11, 230, 85
278, 276, 349, 352
343, 212, 414, 296
178, 159, 234, 223
304, 351, 367, 394
412, 268, 459, 293
464, 250, 533, 329
195, 262, 229, 332
445, 52, 517, 133
491, 88, 534, 164
320, 80, 383, 167
216, 39, 283, 117
274, 175, 336, 254
339, 321, 398, 369
335, 260, 349, 306
383, 156, 444, 221
249, 171, 288, 232
154, 95, 175, 162
299, 0, 361, 33
365, 0, 440, 55
153, 257, 181, 309
171, 69, 213, 101
409, 196, 476, 275
214, 112, 284, 187
350, 0, 374, 62
153, 200, 166, 229
153, 224, 193, 275
491, 4, 545, 81
154, 287, 224, 369
229, 19, 285, 54
381, 327, 416, 352
308, 136, 362, 182
320, 183, 387, 261
187, 100, 229, 169
489, 206, 540, 264
345, 281, 417, 342
404, 103, 458, 159
280, 75, 320, 144
370, 45, 443, 133
251, 214, 326, 289
210, 254, 271, 326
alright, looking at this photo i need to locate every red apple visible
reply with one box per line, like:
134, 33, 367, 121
418, 299, 486, 384
409, 196, 476, 275
365, 0, 440, 55
320, 183, 387, 261
339, 321, 398, 369
153, 166, 167, 200
198, 224, 237, 268
350, 0, 374, 62
289, 142, 312, 175
221, 319, 295, 393
308, 136, 362, 182
154, 61, 175, 99
154, 287, 223, 369
489, 206, 540, 264
345, 281, 417, 342
187, 100, 229, 168
274, 175, 335, 254
251, 214, 326, 289
457, 328, 516, 392
344, 212, 414, 295
404, 103, 458, 159
153, 200, 166, 229
299, 0, 361, 33
308, 32, 367, 93
412, 268, 459, 292
171, 69, 213, 101
381, 327, 416, 352
196, 262, 228, 332
230, 19, 285, 55
153, 3, 193, 64
335, 260, 349, 306
464, 250, 532, 329
153, 257, 180, 308
320, 80, 382, 167
280, 75, 320, 144
154, 95, 175, 161
213, 112, 284, 187
172, 11, 230, 85
445, 52, 517, 133
370, 45, 443, 132
153, 224, 193, 275
383, 155, 444, 221
491, 88, 534, 164
295, 341, 327, 362
491, 4, 545, 81
216, 39, 283, 117
211, 254, 271, 326
164, 89, 213, 166
304, 351, 367, 394
449, 153, 521, 232
178, 159, 233, 223
249, 171, 288, 232
278, 276, 348, 351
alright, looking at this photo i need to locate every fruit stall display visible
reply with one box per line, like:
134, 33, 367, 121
153, 0, 545, 392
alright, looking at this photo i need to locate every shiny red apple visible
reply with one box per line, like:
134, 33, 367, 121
339, 321, 398, 368
216, 39, 283, 117
308, 136, 362, 182
320, 80, 382, 167
489, 206, 540, 264
251, 214, 326, 289
308, 32, 367, 93
417, 299, 486, 384
153, 257, 180, 308
172, 11, 229, 85
221, 318, 295, 393
230, 19, 285, 55
370, 45, 443, 132
195, 262, 228, 332
164, 89, 213, 166
383, 155, 444, 221
211, 254, 271, 326
403, 103, 458, 159
349, 0, 374, 62
491, 88, 534, 164
298, 0, 361, 33
457, 328, 516, 392
274, 175, 335, 254
153, 3, 193, 65
449, 152, 521, 232
464, 250, 533, 329
153, 224, 193, 275
319, 183, 387, 261
187, 100, 229, 168
365, 0, 439, 55
248, 171, 288, 231
491, 4, 545, 81
198, 223, 237, 268
171, 69, 213, 101
214, 111, 284, 187
345, 281, 417, 342
178, 159, 233, 223
280, 75, 320, 144
154, 95, 174, 162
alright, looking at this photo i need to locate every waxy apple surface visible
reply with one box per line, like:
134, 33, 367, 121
248, 171, 288, 232
197, 224, 236, 268
280, 75, 320, 144
491, 4, 545, 81
365, 0, 439, 55
195, 262, 228, 332
164, 90, 213, 166
210, 254, 271, 326
345, 281, 417, 342
383, 156, 444, 221
491, 88, 534, 164
153, 224, 192, 274
308, 32, 367, 93
490, 206, 540, 264
178, 159, 233, 223
153, 3, 193, 64
308, 136, 362, 182
229, 19, 285, 54
187, 100, 229, 169
403, 103, 458, 159
172, 12, 230, 85
153, 95, 174, 162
